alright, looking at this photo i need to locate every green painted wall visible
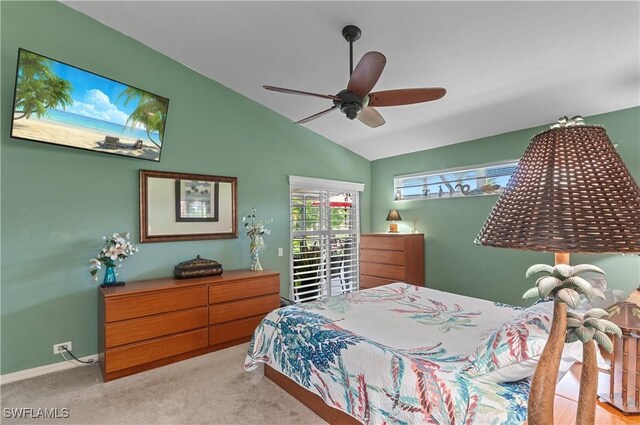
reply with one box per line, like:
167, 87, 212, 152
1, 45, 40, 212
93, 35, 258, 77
0, 1, 371, 374
2, 1, 638, 377
371, 107, 640, 306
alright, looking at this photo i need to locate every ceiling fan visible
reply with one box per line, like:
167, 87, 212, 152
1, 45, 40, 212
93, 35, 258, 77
263, 25, 446, 128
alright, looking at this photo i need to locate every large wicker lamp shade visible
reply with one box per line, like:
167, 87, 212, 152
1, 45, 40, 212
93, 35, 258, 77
476, 118, 640, 252
475, 116, 640, 425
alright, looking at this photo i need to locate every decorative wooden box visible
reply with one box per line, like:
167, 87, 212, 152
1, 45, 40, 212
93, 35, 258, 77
174, 255, 223, 279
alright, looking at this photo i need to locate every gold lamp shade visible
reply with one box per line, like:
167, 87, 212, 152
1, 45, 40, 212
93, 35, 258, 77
475, 119, 640, 253
386, 209, 402, 233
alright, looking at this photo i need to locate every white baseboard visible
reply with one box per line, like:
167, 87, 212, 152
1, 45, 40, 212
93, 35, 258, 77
0, 354, 98, 385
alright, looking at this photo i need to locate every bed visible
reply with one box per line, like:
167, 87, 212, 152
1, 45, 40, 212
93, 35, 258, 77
244, 283, 532, 424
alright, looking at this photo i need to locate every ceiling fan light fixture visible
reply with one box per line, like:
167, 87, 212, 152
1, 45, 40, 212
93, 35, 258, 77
341, 103, 362, 120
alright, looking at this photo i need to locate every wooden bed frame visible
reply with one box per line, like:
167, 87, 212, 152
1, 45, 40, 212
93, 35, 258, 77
265, 365, 362, 424
266, 364, 634, 425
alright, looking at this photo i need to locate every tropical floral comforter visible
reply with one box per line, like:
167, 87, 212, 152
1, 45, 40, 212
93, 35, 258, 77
245, 283, 529, 424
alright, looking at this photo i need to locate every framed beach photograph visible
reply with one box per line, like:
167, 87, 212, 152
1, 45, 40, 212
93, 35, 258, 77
175, 180, 220, 222
10, 48, 169, 162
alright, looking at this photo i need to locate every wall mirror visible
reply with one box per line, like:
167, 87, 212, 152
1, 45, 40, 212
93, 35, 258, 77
139, 170, 237, 243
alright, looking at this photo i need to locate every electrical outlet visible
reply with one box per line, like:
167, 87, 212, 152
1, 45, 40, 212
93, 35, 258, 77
278, 248, 283, 257
53, 341, 72, 355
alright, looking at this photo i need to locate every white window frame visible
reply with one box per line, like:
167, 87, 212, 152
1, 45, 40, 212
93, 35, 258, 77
393, 159, 519, 201
289, 176, 364, 303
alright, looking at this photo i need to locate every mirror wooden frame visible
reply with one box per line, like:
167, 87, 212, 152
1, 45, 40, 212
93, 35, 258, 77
139, 170, 238, 243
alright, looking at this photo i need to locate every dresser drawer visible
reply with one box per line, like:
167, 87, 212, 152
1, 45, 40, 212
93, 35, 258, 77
360, 248, 404, 265
209, 294, 279, 325
360, 262, 405, 281
105, 307, 208, 348
209, 315, 265, 345
209, 276, 279, 304
105, 328, 208, 373
360, 236, 405, 251
105, 286, 207, 323
360, 275, 398, 289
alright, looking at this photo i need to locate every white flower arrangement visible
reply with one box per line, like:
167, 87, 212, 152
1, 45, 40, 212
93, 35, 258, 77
243, 208, 272, 250
89, 232, 138, 281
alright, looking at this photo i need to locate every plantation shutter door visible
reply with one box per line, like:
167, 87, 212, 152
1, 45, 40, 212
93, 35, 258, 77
289, 176, 364, 303
328, 190, 360, 294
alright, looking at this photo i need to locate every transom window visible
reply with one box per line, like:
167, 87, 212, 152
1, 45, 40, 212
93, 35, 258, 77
393, 160, 519, 201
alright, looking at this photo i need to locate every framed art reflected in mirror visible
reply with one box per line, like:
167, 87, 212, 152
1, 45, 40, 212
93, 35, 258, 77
140, 170, 237, 243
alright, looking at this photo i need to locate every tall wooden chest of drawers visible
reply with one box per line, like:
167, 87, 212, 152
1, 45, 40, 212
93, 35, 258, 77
360, 233, 424, 288
99, 270, 279, 381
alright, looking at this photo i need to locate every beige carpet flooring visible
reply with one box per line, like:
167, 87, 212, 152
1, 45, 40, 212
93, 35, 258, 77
0, 343, 326, 424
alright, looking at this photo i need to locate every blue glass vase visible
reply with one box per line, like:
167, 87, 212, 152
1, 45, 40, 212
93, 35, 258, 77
103, 266, 117, 285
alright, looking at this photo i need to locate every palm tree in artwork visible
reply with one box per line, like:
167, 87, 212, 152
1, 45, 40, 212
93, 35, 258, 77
44, 76, 73, 110
118, 87, 169, 146
14, 77, 49, 120
17, 50, 54, 81
14, 51, 73, 120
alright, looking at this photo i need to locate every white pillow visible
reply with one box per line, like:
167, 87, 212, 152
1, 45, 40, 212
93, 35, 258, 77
463, 303, 552, 383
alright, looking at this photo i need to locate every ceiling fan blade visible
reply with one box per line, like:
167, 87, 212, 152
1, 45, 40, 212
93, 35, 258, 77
296, 106, 338, 124
368, 87, 447, 107
263, 85, 341, 101
347, 51, 386, 98
357, 106, 385, 128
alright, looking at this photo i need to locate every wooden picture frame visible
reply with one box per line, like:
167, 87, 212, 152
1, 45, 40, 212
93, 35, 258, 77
139, 170, 237, 243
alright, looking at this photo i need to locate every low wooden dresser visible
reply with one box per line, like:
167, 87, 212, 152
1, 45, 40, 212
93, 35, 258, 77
99, 270, 279, 381
360, 233, 424, 289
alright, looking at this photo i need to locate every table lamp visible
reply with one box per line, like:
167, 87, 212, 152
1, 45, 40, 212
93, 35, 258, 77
475, 116, 640, 424
386, 209, 402, 233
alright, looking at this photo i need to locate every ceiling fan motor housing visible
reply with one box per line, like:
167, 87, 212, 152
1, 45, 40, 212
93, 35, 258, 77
334, 90, 363, 120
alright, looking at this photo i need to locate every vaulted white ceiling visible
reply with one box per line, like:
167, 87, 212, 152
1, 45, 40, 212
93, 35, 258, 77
63, 1, 639, 160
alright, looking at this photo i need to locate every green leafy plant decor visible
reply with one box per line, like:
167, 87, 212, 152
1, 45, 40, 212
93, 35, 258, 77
523, 263, 614, 425
292, 237, 321, 302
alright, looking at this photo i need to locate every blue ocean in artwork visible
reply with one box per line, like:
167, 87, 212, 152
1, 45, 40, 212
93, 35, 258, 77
45, 109, 161, 146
